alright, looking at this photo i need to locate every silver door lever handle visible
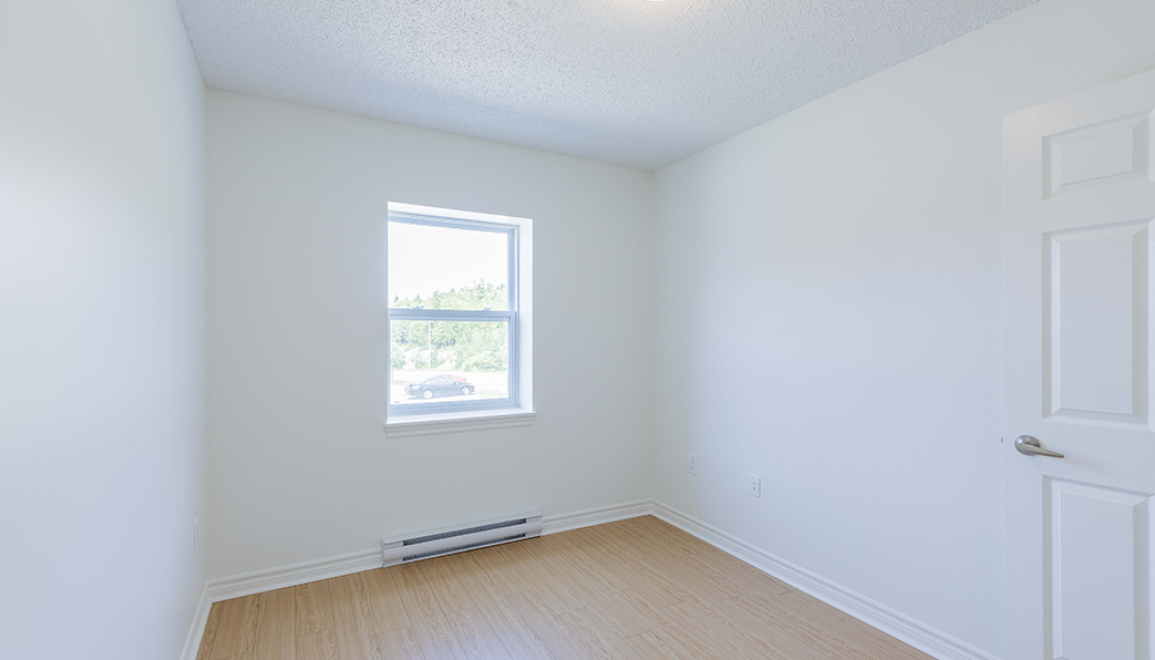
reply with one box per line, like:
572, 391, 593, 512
1015, 435, 1064, 458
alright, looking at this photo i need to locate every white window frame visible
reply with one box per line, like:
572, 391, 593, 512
384, 203, 534, 434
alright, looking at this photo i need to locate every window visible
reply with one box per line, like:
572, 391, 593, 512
386, 203, 532, 426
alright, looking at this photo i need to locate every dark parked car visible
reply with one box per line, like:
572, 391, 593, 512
406, 374, 475, 399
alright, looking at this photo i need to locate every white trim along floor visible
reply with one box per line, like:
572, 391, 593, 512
181, 500, 995, 660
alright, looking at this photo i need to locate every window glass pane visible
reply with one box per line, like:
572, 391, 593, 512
388, 221, 509, 311
390, 319, 510, 406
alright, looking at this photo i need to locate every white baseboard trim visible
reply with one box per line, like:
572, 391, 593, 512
204, 500, 652, 603
542, 499, 652, 535
179, 586, 211, 660
650, 501, 1000, 660
184, 500, 994, 660
205, 546, 384, 603
182, 499, 653, 658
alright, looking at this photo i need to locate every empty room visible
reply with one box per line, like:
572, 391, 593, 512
5, 0, 1155, 659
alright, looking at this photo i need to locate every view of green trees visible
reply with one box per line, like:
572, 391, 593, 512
390, 282, 509, 372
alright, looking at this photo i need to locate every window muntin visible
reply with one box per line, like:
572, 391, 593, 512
388, 211, 518, 416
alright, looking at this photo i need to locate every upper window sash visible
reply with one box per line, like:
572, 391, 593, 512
388, 211, 518, 315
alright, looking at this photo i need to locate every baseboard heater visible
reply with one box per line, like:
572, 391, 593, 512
381, 512, 543, 567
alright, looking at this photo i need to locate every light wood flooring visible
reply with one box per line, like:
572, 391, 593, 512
196, 515, 932, 660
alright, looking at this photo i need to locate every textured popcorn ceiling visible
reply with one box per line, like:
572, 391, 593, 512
177, 0, 1037, 170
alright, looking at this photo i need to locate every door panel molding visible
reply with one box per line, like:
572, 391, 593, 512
1044, 109, 1154, 199
1042, 218, 1152, 430
1045, 478, 1151, 660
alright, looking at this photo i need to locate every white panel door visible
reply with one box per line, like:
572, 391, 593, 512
1004, 69, 1155, 660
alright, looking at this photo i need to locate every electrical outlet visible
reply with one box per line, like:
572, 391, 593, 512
688, 453, 698, 475
749, 475, 761, 498
193, 517, 201, 552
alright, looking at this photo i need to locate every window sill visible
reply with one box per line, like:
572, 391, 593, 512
384, 408, 537, 438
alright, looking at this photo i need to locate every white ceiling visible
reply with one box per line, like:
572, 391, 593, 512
177, 0, 1037, 170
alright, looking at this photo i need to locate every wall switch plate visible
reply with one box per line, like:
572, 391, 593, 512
688, 453, 698, 475
749, 475, 761, 498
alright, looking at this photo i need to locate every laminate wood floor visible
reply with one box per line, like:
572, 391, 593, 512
196, 516, 932, 660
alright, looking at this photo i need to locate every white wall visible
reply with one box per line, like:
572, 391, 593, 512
652, 0, 1155, 656
205, 91, 654, 579
0, 1, 206, 659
